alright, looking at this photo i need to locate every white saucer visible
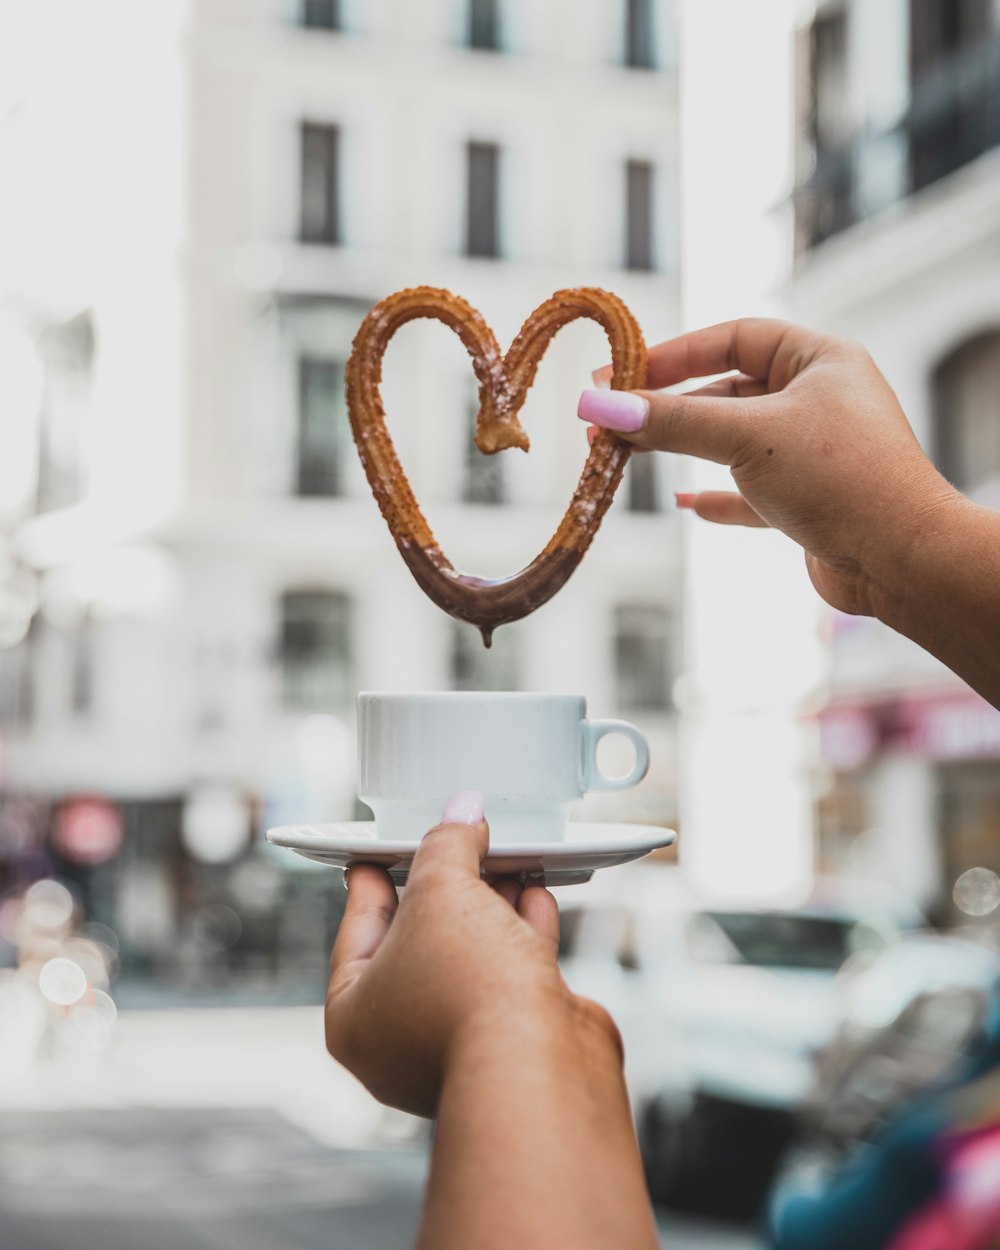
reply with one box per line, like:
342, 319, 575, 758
266, 821, 676, 887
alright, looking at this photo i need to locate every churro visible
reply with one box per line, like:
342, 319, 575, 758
345, 286, 647, 645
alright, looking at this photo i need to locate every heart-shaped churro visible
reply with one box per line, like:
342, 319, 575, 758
345, 286, 647, 645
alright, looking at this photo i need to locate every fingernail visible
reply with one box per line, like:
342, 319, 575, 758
675, 492, 696, 509
591, 365, 612, 388
441, 789, 485, 826
343, 867, 351, 890
578, 389, 648, 433
586, 425, 598, 446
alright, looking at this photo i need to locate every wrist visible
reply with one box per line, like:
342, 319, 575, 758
863, 489, 1000, 709
424, 992, 657, 1250
445, 990, 623, 1086
863, 474, 964, 629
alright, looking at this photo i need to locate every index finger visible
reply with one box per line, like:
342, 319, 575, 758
644, 318, 820, 391
518, 884, 559, 954
328, 864, 398, 993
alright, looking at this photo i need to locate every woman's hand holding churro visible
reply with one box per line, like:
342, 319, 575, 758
580, 318, 1000, 709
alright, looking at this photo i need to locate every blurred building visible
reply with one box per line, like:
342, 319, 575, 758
0, 0, 681, 989
790, 0, 1000, 912
672, 0, 822, 910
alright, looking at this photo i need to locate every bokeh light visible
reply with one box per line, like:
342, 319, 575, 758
181, 785, 249, 865
23, 879, 75, 929
954, 868, 1000, 917
38, 956, 87, 1006
192, 903, 242, 951
62, 938, 111, 990
51, 796, 124, 866
229, 859, 284, 913
76, 921, 120, 954
59, 988, 118, 1055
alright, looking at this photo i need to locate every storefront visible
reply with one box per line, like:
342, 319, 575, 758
818, 688, 1000, 919
0, 789, 345, 1001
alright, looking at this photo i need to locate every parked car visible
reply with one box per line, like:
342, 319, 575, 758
772, 929, 1000, 1204
558, 864, 921, 1219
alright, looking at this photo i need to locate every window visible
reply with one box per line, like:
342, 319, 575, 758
625, 159, 655, 271
36, 312, 94, 514
908, 0, 1000, 193
451, 622, 518, 691
910, 0, 993, 84
465, 141, 501, 259
297, 356, 345, 496
801, 7, 853, 248
300, 123, 340, 245
467, 0, 501, 50
280, 591, 353, 710
463, 394, 504, 504
687, 912, 853, 973
300, 0, 341, 30
71, 612, 95, 718
0, 623, 34, 728
614, 604, 672, 711
933, 332, 1000, 494
626, 452, 660, 512
809, 8, 850, 156
938, 760, 1000, 901
624, 0, 657, 69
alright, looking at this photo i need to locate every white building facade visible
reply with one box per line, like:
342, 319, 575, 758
0, 0, 682, 986
789, 0, 1000, 913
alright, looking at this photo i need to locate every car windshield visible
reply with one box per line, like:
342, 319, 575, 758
687, 911, 853, 972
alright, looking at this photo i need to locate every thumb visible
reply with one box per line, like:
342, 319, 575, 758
635, 388, 772, 464
578, 385, 769, 466
407, 790, 489, 889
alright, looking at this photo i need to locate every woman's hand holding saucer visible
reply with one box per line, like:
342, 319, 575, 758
324, 789, 617, 1120
325, 789, 659, 1250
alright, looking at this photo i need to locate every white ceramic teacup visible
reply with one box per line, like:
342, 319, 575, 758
357, 691, 650, 843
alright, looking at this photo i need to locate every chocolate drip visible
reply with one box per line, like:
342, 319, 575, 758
398, 541, 585, 646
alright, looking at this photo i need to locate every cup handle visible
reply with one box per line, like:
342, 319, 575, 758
583, 719, 650, 792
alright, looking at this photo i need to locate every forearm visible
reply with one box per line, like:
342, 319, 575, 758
417, 998, 658, 1250
873, 494, 1000, 708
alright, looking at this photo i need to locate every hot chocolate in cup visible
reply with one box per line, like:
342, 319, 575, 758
357, 691, 650, 844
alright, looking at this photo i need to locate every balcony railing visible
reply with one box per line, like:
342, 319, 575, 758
797, 35, 1000, 251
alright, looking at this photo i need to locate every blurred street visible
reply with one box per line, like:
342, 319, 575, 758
0, 1006, 762, 1250
3, 0, 1000, 1246
0, 1109, 426, 1250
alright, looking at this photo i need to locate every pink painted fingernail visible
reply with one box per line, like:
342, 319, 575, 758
591, 365, 612, 388
441, 789, 485, 826
586, 425, 598, 446
578, 389, 648, 433
675, 492, 696, 509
